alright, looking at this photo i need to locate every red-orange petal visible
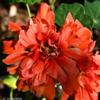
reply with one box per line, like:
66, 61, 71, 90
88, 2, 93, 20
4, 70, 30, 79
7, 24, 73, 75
8, 21, 21, 32
3, 41, 14, 54
36, 3, 54, 25
65, 12, 74, 24
3, 47, 25, 65
7, 65, 19, 74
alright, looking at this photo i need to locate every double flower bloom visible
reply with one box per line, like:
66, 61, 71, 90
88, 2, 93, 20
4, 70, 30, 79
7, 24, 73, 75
3, 3, 100, 100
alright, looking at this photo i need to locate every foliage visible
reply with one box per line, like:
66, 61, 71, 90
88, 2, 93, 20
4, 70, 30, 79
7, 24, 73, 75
55, 3, 93, 28
8, 0, 42, 4
85, 0, 100, 29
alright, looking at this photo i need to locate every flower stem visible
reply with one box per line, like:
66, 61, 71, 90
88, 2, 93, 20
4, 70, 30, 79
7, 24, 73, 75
49, 0, 56, 11
26, 3, 32, 18
10, 88, 13, 100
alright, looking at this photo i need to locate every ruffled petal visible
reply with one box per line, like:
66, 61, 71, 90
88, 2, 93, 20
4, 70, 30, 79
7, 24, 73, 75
3, 40, 14, 54
26, 21, 37, 45
30, 77, 55, 99
36, 3, 54, 25
65, 12, 74, 24
20, 57, 34, 78
17, 79, 29, 92
59, 27, 71, 49
31, 59, 46, 86
75, 87, 98, 100
7, 65, 19, 74
3, 47, 25, 65
45, 60, 68, 84
19, 30, 34, 47
57, 56, 79, 94
8, 21, 21, 32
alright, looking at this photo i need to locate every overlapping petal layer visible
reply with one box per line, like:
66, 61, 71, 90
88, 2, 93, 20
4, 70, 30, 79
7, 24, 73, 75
3, 3, 100, 100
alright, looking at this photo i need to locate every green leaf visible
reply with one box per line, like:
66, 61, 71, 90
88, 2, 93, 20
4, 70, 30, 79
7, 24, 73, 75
77, 14, 93, 29
55, 3, 93, 28
2, 75, 18, 89
9, 0, 41, 4
55, 3, 84, 26
85, 1, 100, 29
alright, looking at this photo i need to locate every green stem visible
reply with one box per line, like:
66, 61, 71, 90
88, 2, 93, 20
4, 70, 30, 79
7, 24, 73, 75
49, 0, 56, 11
10, 88, 13, 100
26, 3, 32, 18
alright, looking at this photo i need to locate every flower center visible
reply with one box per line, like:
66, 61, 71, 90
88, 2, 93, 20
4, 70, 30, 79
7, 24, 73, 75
40, 42, 59, 59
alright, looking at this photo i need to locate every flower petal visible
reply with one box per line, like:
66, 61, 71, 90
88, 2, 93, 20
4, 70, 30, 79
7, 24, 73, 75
19, 30, 34, 47
65, 12, 74, 24
45, 60, 68, 84
36, 3, 54, 25
17, 79, 29, 92
75, 87, 98, 100
3, 47, 25, 65
26, 22, 37, 45
7, 65, 19, 74
8, 21, 21, 32
57, 56, 79, 94
3, 41, 14, 54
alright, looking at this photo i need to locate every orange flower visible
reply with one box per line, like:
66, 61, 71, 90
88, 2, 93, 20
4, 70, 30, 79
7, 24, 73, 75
59, 12, 100, 100
3, 3, 100, 100
74, 60, 100, 100
3, 3, 68, 99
